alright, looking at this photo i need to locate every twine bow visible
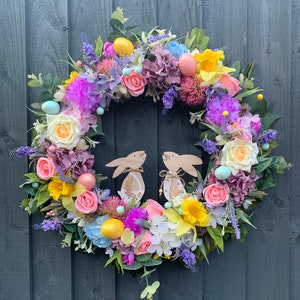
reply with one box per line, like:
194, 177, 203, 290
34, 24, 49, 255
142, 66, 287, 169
159, 169, 186, 198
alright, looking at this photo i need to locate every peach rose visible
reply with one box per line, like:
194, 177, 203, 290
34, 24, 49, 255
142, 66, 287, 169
121, 71, 147, 97
203, 183, 229, 207
75, 190, 98, 214
36, 157, 57, 180
219, 73, 241, 96
144, 199, 164, 220
134, 230, 153, 255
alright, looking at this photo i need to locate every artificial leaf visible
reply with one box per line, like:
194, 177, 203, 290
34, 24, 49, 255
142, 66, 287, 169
255, 157, 273, 174
62, 197, 76, 212
24, 172, 48, 184
260, 112, 281, 131
95, 36, 103, 56
35, 184, 51, 206
142, 258, 162, 267
206, 226, 224, 251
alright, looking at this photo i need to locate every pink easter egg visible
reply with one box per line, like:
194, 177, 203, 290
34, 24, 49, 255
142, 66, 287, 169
77, 173, 96, 191
178, 53, 197, 76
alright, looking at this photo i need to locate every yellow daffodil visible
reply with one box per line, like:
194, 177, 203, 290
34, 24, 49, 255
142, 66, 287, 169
64, 71, 79, 87
163, 199, 209, 242
194, 49, 235, 84
48, 177, 86, 212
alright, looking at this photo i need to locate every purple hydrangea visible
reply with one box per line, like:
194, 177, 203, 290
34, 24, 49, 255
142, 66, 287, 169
15, 146, 37, 158
81, 32, 98, 63
142, 44, 181, 90
200, 139, 219, 155
49, 148, 95, 179
255, 130, 278, 145
65, 77, 100, 115
166, 41, 188, 58
205, 94, 241, 128
123, 207, 148, 235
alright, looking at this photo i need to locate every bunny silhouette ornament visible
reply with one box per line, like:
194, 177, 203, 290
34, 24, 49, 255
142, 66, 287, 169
160, 151, 202, 201
105, 151, 147, 204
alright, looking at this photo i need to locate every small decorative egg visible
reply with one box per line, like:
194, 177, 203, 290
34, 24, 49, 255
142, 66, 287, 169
96, 107, 105, 115
116, 206, 125, 214
262, 143, 270, 150
177, 208, 183, 215
164, 202, 172, 209
31, 182, 40, 189
101, 218, 124, 239
134, 65, 142, 73
77, 173, 96, 190
178, 53, 197, 76
113, 37, 134, 57
41, 100, 60, 115
214, 166, 232, 180
122, 67, 131, 76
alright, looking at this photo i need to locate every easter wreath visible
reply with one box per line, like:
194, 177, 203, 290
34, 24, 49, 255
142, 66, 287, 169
17, 8, 290, 299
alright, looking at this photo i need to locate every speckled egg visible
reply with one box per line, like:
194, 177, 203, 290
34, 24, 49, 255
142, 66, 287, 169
101, 218, 124, 239
214, 166, 232, 180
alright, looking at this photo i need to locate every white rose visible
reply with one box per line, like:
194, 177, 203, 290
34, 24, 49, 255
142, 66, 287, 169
221, 138, 259, 175
46, 113, 82, 150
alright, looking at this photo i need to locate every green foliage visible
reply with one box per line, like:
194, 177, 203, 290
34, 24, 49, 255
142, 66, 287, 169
185, 28, 209, 51
95, 36, 103, 56
206, 226, 224, 252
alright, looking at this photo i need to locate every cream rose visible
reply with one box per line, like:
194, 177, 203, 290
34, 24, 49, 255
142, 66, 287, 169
221, 138, 259, 174
46, 113, 82, 150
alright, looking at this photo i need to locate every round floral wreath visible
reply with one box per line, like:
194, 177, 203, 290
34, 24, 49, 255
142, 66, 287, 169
17, 8, 290, 299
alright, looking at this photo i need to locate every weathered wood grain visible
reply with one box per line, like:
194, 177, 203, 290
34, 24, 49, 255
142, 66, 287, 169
0, 1, 30, 299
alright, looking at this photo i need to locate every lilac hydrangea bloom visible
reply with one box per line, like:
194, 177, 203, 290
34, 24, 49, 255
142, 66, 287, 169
255, 130, 278, 145
178, 245, 196, 269
34, 219, 63, 231
85, 216, 111, 248
81, 32, 98, 63
15, 146, 37, 158
162, 86, 178, 115
123, 207, 148, 235
200, 139, 219, 155
205, 94, 241, 127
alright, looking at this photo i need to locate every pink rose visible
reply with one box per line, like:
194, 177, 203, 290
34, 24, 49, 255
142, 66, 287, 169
75, 190, 98, 214
103, 42, 116, 58
144, 199, 164, 220
219, 74, 242, 96
134, 230, 153, 255
250, 114, 262, 133
36, 157, 57, 180
203, 183, 229, 207
121, 71, 147, 97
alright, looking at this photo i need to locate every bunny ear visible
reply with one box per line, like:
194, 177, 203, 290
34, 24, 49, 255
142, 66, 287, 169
180, 155, 203, 177
105, 158, 126, 178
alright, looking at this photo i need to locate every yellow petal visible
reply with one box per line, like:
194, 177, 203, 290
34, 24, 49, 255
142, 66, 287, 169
200, 70, 216, 82
163, 208, 181, 223
71, 183, 86, 197
176, 219, 193, 236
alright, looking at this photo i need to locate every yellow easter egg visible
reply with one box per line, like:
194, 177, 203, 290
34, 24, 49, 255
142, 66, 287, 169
113, 37, 134, 57
101, 218, 124, 239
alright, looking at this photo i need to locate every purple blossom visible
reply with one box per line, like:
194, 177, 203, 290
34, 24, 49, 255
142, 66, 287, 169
65, 77, 100, 114
255, 130, 278, 145
200, 139, 219, 155
166, 41, 188, 58
14, 146, 37, 158
48, 148, 95, 179
162, 86, 178, 115
228, 200, 240, 239
147, 33, 169, 43
34, 219, 63, 231
205, 94, 241, 128
178, 245, 196, 269
123, 207, 148, 235
142, 44, 181, 90
81, 32, 98, 63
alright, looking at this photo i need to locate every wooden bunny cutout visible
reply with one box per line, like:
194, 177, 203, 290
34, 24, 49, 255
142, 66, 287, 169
160, 151, 202, 201
105, 151, 147, 204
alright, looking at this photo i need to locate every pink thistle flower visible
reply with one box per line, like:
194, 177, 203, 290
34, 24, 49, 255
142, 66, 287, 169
98, 195, 128, 219
97, 58, 114, 77
179, 76, 207, 106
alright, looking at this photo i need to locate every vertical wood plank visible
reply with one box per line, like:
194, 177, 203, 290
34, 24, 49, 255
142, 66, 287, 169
68, 1, 116, 299
289, 1, 300, 298
200, 1, 248, 299
26, 1, 72, 299
246, 1, 291, 299
157, 1, 204, 299
112, 1, 158, 299
0, 1, 30, 299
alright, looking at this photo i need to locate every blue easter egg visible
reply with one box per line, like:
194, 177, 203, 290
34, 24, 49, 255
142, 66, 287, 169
41, 100, 60, 115
214, 166, 232, 180
262, 143, 270, 150
122, 67, 131, 76
134, 65, 142, 73
116, 206, 125, 214
96, 107, 105, 115
164, 202, 172, 209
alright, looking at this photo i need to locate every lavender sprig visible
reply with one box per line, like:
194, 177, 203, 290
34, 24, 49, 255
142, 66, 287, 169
228, 200, 241, 239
